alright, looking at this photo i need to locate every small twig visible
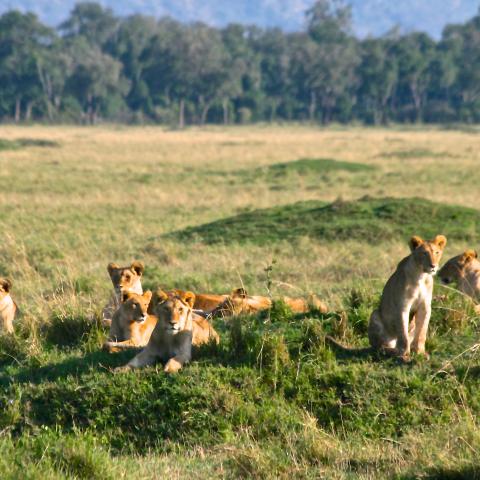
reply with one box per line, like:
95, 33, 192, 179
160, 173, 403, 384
380, 437, 402, 445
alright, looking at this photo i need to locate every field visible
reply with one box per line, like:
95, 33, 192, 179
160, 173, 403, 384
1, 124, 480, 479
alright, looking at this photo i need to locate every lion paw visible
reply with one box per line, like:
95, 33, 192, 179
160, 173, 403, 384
164, 358, 182, 374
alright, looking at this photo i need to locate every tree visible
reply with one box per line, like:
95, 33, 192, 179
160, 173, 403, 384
0, 11, 55, 121
391, 33, 436, 122
356, 38, 398, 124
66, 38, 129, 124
106, 15, 158, 115
59, 2, 118, 48
303, 0, 358, 123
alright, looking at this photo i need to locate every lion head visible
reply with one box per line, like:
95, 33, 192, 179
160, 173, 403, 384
439, 249, 478, 285
0, 278, 12, 301
107, 261, 144, 297
210, 288, 271, 317
409, 235, 447, 275
119, 290, 152, 324
151, 289, 195, 333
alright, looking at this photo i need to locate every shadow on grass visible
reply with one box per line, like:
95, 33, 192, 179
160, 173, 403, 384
0, 349, 137, 386
399, 465, 480, 480
0, 138, 60, 151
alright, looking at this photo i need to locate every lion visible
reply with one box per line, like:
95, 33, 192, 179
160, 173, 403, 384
0, 278, 17, 334
327, 235, 447, 361
103, 291, 157, 353
438, 250, 480, 307
192, 293, 228, 312
102, 261, 145, 327
207, 287, 328, 318
115, 289, 219, 373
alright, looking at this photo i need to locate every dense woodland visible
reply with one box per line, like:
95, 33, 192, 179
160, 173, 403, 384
1, 0, 480, 126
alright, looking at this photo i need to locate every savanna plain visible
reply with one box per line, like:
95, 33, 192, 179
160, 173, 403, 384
1, 125, 480, 479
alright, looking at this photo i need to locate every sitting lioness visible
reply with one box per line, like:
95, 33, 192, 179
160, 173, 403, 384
439, 250, 480, 307
327, 235, 447, 361
115, 289, 218, 373
0, 278, 17, 334
207, 288, 328, 318
103, 291, 157, 352
102, 261, 145, 327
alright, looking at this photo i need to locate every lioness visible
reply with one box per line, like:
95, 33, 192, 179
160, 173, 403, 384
102, 261, 145, 327
439, 250, 480, 305
103, 291, 157, 352
192, 293, 228, 312
207, 287, 328, 318
115, 289, 218, 373
327, 235, 447, 361
0, 278, 16, 334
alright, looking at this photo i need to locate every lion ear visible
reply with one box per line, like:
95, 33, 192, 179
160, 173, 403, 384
107, 263, 119, 276
153, 289, 169, 305
232, 287, 248, 298
130, 261, 144, 276
0, 278, 12, 292
182, 291, 196, 309
143, 290, 152, 302
121, 291, 132, 303
409, 236, 424, 252
433, 235, 447, 250
464, 249, 478, 263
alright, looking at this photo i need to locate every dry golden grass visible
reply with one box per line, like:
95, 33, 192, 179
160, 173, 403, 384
1, 124, 479, 312
1, 124, 480, 479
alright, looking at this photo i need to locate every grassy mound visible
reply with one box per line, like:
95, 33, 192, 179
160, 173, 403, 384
171, 196, 480, 245
256, 158, 375, 177
0, 291, 479, 478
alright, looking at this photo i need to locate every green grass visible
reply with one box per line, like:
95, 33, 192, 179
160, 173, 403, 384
381, 149, 456, 159
171, 196, 480, 245
0, 138, 59, 151
2, 126, 480, 478
0, 291, 479, 478
256, 158, 375, 176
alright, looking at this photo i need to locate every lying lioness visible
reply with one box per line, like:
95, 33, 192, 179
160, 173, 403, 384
103, 291, 157, 352
115, 289, 219, 373
0, 278, 17, 334
102, 261, 145, 327
207, 288, 328, 318
439, 250, 480, 307
327, 235, 447, 361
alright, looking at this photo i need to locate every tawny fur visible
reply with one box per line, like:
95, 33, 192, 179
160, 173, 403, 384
327, 235, 447, 361
208, 287, 327, 318
102, 261, 144, 327
115, 289, 218, 373
103, 291, 157, 352
439, 250, 480, 304
0, 278, 16, 334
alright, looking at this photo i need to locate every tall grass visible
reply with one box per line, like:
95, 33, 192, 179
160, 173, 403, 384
0, 125, 479, 478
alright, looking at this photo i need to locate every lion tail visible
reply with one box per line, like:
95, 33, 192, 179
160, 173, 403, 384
325, 336, 373, 357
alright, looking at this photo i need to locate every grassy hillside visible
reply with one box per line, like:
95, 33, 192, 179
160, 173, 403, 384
172, 196, 480, 245
0, 125, 479, 478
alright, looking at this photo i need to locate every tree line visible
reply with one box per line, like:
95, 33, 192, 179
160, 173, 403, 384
1, 0, 480, 126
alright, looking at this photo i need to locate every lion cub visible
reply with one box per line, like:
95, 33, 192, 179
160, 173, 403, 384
103, 291, 157, 352
208, 287, 327, 318
439, 250, 480, 306
0, 278, 17, 334
115, 289, 218, 373
102, 261, 145, 326
328, 235, 447, 361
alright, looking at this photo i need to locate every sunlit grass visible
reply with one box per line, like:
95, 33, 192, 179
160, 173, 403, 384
0, 124, 479, 478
